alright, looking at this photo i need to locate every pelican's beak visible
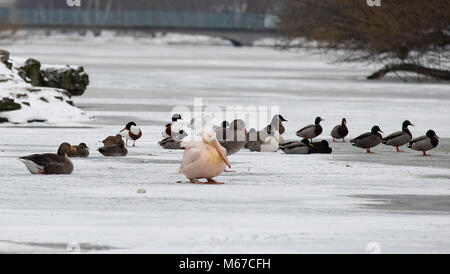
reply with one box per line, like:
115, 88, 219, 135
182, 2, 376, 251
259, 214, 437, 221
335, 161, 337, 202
213, 140, 231, 168
70, 146, 77, 151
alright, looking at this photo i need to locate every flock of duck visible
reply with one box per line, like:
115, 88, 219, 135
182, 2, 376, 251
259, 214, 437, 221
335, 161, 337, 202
18, 114, 440, 184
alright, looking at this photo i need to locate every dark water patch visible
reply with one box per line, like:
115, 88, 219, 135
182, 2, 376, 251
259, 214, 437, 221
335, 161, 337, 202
352, 194, 450, 214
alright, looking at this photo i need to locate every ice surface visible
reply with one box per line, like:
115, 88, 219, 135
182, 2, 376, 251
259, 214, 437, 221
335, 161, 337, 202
0, 36, 449, 253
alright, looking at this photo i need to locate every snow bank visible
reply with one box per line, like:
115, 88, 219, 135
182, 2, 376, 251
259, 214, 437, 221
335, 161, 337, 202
3, 30, 233, 47
0, 55, 88, 124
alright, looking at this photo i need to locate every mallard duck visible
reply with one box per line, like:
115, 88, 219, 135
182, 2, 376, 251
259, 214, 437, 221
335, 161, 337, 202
19, 143, 76, 175
311, 140, 332, 154
296, 117, 324, 141
66, 143, 89, 158
408, 130, 439, 156
331, 118, 348, 142
382, 120, 414, 152
120, 122, 142, 147
350, 126, 383, 153
99, 134, 128, 156
280, 139, 313, 154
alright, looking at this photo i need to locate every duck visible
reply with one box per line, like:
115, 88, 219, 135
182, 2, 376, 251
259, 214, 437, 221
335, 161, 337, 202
215, 119, 247, 155
102, 134, 123, 147
19, 142, 76, 175
311, 140, 333, 154
258, 115, 288, 144
247, 125, 280, 152
331, 118, 349, 142
280, 138, 313, 154
120, 122, 142, 147
408, 130, 439, 156
179, 128, 231, 184
99, 134, 128, 156
350, 126, 383, 153
162, 114, 183, 138
382, 120, 414, 152
159, 129, 188, 149
296, 117, 324, 141
269, 114, 287, 135
214, 121, 230, 132
66, 143, 90, 158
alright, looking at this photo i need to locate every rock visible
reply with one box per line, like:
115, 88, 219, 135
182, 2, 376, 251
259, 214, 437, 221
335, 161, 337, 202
17, 58, 89, 96
19, 58, 42, 86
0, 97, 21, 112
0, 117, 8, 123
39, 97, 49, 103
137, 189, 146, 194
0, 49, 12, 69
0, 49, 9, 63
40, 66, 89, 96
27, 119, 47, 123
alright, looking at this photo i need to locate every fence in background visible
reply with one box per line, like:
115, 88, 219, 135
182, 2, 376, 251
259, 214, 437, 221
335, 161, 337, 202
0, 8, 278, 30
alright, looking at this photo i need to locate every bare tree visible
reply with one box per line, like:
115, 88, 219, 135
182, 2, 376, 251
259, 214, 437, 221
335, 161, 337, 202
279, 0, 450, 80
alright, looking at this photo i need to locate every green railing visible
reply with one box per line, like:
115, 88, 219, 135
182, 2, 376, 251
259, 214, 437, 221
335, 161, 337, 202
0, 8, 277, 30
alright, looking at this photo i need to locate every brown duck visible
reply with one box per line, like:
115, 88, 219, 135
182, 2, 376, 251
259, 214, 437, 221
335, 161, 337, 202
66, 143, 90, 158
99, 134, 128, 156
19, 143, 76, 175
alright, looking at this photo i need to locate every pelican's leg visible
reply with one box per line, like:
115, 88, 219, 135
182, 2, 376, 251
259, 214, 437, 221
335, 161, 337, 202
206, 179, 224, 185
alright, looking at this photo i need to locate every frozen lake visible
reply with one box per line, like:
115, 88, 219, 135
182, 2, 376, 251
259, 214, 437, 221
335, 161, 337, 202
1, 36, 450, 253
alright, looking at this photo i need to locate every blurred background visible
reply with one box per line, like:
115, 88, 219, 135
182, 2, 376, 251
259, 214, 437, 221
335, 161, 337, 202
0, 0, 280, 46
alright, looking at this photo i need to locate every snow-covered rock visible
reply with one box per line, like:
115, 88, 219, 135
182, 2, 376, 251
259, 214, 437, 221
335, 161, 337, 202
0, 50, 88, 124
15, 57, 89, 96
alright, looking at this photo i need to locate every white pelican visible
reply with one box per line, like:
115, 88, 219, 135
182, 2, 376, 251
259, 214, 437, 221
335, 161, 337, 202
179, 128, 231, 184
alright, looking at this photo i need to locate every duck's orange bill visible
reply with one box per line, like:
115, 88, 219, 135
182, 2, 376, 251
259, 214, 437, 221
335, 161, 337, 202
70, 146, 77, 151
213, 140, 231, 168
